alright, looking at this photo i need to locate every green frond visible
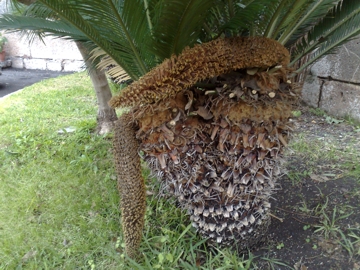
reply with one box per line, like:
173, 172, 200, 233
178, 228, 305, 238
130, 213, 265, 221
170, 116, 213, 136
91, 47, 131, 82
36, 0, 155, 80
149, 0, 215, 59
294, 8, 360, 74
254, 0, 283, 36
264, 0, 314, 39
0, 14, 87, 40
219, 0, 271, 37
263, 0, 291, 38
290, 0, 360, 66
278, 0, 341, 45
23, 1, 60, 19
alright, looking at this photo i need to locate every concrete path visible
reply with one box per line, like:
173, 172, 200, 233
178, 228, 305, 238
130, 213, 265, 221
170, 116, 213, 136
0, 68, 74, 98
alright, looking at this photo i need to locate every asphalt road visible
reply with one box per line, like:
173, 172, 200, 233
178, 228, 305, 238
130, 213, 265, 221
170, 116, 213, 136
0, 68, 74, 98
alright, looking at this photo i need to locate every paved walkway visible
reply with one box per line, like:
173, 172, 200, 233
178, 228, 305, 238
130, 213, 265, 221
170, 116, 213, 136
0, 68, 73, 98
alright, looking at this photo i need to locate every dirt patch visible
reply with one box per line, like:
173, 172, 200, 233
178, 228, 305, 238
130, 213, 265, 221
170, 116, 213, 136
254, 106, 360, 269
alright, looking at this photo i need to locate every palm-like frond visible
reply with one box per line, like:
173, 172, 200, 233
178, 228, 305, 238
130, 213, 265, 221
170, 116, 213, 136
0, 14, 86, 40
278, 0, 341, 45
254, 0, 284, 36
290, 0, 360, 67
220, 0, 271, 36
148, 0, 215, 60
291, 0, 360, 74
263, 0, 304, 38
33, 0, 154, 80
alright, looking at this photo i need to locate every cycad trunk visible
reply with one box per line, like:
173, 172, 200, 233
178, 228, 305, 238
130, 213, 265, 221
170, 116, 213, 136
76, 42, 117, 134
111, 37, 298, 257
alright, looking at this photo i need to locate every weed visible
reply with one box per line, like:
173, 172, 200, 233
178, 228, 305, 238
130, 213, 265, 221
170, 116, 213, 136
338, 228, 360, 260
309, 107, 326, 116
313, 197, 353, 239
260, 255, 294, 270
292, 110, 302, 117
325, 115, 344, 125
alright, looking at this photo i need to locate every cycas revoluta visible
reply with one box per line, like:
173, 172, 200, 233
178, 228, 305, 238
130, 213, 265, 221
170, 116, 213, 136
3, 0, 360, 260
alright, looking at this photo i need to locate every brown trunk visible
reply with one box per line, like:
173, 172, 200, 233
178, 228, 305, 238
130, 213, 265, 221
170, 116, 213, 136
76, 42, 117, 134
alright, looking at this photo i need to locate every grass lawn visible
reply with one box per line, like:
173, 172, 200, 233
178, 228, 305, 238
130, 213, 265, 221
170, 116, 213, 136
0, 72, 253, 269
0, 72, 359, 269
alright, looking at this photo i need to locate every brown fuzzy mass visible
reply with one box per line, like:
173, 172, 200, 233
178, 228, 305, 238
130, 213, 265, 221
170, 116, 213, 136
109, 36, 290, 108
113, 113, 146, 260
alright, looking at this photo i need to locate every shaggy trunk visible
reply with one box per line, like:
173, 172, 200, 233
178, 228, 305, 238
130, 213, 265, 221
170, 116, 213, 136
110, 36, 298, 257
76, 42, 117, 134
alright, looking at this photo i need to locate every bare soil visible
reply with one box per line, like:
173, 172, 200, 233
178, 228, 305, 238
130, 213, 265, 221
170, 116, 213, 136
255, 106, 360, 270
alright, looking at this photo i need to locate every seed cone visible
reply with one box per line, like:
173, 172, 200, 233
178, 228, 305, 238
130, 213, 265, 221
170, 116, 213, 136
113, 113, 146, 260
109, 36, 290, 108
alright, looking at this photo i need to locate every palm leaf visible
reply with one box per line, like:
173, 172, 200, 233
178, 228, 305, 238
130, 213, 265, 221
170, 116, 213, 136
254, 0, 283, 36
290, 0, 360, 66
34, 0, 154, 80
217, 0, 270, 37
149, 0, 215, 59
264, 0, 317, 39
0, 14, 87, 40
294, 9, 360, 74
278, 0, 341, 45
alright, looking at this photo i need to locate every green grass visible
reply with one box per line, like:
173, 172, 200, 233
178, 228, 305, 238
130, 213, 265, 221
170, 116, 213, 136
2, 72, 359, 269
0, 72, 255, 269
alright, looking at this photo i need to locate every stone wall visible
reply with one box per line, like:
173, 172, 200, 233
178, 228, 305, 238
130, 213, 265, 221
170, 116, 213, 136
3, 32, 84, 72
0, 0, 83, 72
302, 37, 360, 122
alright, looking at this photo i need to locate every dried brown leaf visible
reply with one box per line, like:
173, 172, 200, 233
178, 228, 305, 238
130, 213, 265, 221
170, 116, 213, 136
195, 106, 213, 120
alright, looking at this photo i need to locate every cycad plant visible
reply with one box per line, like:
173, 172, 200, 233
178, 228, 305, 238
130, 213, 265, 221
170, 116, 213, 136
3, 0, 360, 260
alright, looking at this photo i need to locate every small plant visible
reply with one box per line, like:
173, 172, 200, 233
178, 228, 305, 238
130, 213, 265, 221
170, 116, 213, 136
0, 33, 8, 52
325, 115, 344, 125
292, 110, 302, 117
313, 198, 353, 239
276, 242, 285, 250
309, 108, 326, 116
338, 229, 360, 260
260, 255, 292, 270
